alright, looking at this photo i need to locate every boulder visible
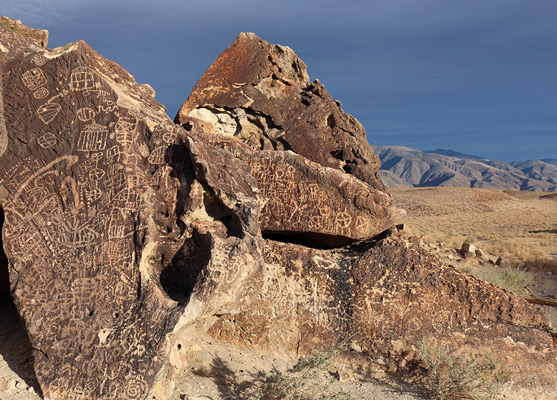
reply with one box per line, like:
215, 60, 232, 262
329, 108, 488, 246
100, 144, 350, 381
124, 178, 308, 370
176, 32, 388, 193
181, 122, 399, 245
175, 33, 400, 243
208, 227, 557, 394
0, 21, 263, 400
461, 241, 476, 258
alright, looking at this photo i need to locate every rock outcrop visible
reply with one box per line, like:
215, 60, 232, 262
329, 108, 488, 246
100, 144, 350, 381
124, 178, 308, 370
0, 17, 263, 400
176, 32, 399, 243
0, 20, 555, 400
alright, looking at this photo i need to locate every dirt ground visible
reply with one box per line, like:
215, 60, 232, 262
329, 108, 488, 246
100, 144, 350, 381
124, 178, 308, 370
391, 187, 557, 261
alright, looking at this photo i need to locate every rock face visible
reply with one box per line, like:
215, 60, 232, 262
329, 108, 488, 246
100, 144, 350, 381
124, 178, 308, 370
0, 21, 556, 400
0, 17, 263, 400
210, 229, 557, 392
177, 32, 388, 192
176, 32, 398, 242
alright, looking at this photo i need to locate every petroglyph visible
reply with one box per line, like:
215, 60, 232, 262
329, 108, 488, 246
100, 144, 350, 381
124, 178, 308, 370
33, 86, 49, 99
77, 107, 96, 122
32, 51, 48, 66
37, 132, 57, 148
37, 102, 61, 124
21, 67, 47, 90
77, 123, 108, 151
70, 66, 101, 92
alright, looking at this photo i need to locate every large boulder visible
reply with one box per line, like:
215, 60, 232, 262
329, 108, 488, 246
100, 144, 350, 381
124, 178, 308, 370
0, 18, 263, 400
176, 32, 388, 192
208, 228, 557, 396
176, 33, 400, 243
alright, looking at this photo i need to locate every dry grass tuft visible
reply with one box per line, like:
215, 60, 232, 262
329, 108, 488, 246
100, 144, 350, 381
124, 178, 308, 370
417, 340, 508, 400
522, 258, 557, 275
460, 265, 535, 296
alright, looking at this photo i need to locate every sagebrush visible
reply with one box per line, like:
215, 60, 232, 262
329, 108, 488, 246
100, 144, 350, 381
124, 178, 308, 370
251, 340, 353, 400
417, 340, 508, 400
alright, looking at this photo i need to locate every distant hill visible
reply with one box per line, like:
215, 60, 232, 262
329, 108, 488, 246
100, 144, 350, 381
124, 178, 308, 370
372, 145, 557, 192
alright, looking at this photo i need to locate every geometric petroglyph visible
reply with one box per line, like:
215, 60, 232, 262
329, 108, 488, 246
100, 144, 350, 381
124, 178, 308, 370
77, 107, 96, 122
21, 68, 47, 91
77, 124, 108, 151
115, 110, 138, 147
88, 168, 106, 181
147, 146, 166, 164
37, 103, 61, 125
335, 210, 352, 228
70, 66, 101, 92
76, 159, 95, 182
113, 188, 141, 211
31, 52, 48, 66
37, 132, 57, 149
33, 87, 49, 99
105, 145, 122, 164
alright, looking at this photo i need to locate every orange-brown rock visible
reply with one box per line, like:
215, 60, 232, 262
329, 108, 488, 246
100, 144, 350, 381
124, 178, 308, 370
181, 123, 398, 245
176, 32, 387, 192
176, 34, 399, 242
1, 20, 556, 400
208, 228, 557, 395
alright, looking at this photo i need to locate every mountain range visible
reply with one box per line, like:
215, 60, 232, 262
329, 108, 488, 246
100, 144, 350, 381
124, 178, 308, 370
372, 146, 557, 192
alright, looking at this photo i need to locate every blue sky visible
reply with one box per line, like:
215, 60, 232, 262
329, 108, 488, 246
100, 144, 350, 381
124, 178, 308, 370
1, 0, 556, 161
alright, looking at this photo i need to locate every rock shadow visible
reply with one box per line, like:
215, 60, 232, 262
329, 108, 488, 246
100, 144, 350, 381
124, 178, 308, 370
0, 207, 43, 397
529, 229, 557, 234
192, 356, 258, 400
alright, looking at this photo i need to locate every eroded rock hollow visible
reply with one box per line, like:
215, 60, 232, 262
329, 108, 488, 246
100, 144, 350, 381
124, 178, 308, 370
0, 17, 555, 400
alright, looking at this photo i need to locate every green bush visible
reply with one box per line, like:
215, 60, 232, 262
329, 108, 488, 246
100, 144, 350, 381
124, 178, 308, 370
417, 340, 508, 400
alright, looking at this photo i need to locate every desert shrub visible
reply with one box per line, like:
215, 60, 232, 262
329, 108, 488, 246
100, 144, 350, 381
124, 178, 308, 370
523, 258, 557, 275
460, 265, 534, 296
417, 340, 508, 400
251, 340, 353, 400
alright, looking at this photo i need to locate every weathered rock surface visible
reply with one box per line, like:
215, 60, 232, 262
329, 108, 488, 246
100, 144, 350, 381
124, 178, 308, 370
180, 123, 398, 246
209, 228, 557, 393
0, 19, 556, 400
177, 32, 388, 192
176, 33, 399, 242
0, 18, 263, 400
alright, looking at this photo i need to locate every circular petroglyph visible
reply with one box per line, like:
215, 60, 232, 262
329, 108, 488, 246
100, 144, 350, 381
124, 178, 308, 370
77, 107, 96, 122
124, 377, 148, 400
33, 86, 49, 99
37, 132, 57, 148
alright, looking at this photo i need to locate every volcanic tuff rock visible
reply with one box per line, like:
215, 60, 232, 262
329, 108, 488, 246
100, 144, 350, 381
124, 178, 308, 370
0, 20, 556, 400
176, 32, 388, 192
176, 32, 399, 241
0, 16, 264, 400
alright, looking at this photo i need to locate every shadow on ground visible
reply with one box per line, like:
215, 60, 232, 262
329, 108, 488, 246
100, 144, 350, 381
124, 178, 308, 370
0, 207, 43, 397
192, 355, 427, 400
0, 299, 43, 397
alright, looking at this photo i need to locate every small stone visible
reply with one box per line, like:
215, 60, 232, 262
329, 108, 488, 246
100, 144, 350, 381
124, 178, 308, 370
16, 380, 29, 390
461, 242, 476, 259
350, 342, 362, 352
496, 256, 510, 267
